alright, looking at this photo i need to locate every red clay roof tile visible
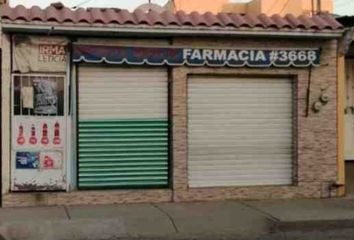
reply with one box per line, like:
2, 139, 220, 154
271, 14, 291, 28
1, 3, 343, 31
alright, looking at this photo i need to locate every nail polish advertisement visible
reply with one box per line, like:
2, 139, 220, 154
53, 121, 61, 145
41, 123, 49, 145
13, 117, 64, 149
40, 151, 62, 169
29, 124, 37, 145
17, 124, 25, 145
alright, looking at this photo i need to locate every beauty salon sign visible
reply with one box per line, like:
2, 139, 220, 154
13, 35, 68, 73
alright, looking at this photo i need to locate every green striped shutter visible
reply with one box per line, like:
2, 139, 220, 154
78, 67, 168, 189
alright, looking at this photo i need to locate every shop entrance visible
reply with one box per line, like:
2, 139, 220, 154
187, 76, 294, 187
77, 66, 169, 189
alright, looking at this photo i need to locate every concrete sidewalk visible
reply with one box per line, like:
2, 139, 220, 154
1, 199, 354, 240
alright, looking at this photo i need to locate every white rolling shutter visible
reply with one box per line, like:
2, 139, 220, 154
79, 67, 167, 120
188, 77, 293, 187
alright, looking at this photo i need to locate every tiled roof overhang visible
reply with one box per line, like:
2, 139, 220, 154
336, 15, 354, 28
1, 4, 344, 38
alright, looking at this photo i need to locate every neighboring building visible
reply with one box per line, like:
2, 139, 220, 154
171, 0, 333, 15
171, 0, 229, 14
336, 16, 354, 197
223, 0, 333, 16
0, 3, 343, 207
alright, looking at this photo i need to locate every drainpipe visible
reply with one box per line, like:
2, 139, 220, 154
311, 0, 315, 16
317, 0, 322, 14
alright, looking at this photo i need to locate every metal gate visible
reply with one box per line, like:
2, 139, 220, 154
188, 77, 294, 187
78, 66, 168, 189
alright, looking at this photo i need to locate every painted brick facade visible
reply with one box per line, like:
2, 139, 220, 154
1, 36, 339, 207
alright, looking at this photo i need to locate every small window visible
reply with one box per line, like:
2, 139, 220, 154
13, 75, 64, 116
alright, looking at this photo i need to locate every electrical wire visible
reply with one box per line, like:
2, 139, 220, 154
172, 0, 177, 11
72, 0, 94, 9
278, 0, 291, 15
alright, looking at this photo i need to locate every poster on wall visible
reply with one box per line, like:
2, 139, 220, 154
12, 116, 66, 191
40, 151, 62, 170
13, 117, 64, 149
13, 75, 64, 116
16, 152, 39, 169
13, 35, 68, 73
33, 78, 58, 115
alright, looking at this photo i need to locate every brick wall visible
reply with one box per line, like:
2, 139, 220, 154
171, 37, 338, 201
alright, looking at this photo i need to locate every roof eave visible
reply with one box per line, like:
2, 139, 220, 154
1, 23, 344, 39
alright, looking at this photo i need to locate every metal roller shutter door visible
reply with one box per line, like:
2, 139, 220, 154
188, 77, 293, 187
78, 67, 168, 189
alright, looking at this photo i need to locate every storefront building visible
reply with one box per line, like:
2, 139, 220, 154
336, 15, 354, 197
0, 4, 344, 207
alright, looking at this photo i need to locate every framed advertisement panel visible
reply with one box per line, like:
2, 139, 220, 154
11, 74, 67, 191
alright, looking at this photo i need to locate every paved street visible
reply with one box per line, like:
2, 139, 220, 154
1, 198, 354, 240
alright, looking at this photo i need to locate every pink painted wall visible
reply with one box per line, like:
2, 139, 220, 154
173, 0, 333, 16
173, 0, 229, 14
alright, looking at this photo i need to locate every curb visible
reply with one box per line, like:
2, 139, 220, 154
276, 219, 354, 231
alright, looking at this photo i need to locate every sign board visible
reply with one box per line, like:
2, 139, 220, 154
13, 35, 68, 73
73, 44, 321, 68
